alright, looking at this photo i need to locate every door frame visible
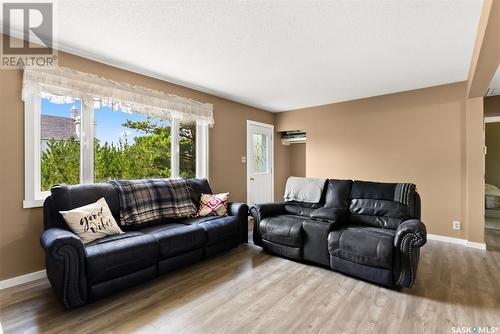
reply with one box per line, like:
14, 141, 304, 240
246, 120, 275, 204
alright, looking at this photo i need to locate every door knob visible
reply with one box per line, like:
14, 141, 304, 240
250, 178, 254, 180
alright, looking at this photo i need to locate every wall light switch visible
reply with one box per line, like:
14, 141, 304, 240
452, 221, 461, 230
241, 156, 246, 163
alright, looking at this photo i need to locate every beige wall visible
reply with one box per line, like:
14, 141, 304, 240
276, 82, 472, 240
485, 123, 500, 187
274, 136, 290, 201
465, 97, 486, 243
289, 143, 306, 178
0, 51, 276, 280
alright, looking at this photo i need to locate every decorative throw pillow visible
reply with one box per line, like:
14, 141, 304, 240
59, 198, 123, 244
196, 193, 229, 217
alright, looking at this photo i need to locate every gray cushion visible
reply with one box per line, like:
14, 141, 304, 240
328, 226, 395, 269
260, 215, 304, 248
186, 216, 240, 245
141, 223, 206, 259
85, 231, 158, 284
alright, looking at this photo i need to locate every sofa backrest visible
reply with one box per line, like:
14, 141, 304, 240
347, 180, 421, 230
324, 179, 353, 210
43, 178, 212, 230
283, 179, 328, 217
185, 178, 213, 204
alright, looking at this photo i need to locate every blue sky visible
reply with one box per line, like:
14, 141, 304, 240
41, 98, 170, 145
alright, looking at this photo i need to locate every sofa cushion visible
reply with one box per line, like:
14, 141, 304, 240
347, 181, 419, 230
140, 223, 206, 259
186, 216, 240, 245
259, 215, 304, 248
85, 231, 158, 284
284, 205, 316, 217
186, 178, 213, 204
328, 226, 395, 270
49, 183, 120, 230
348, 199, 413, 229
324, 179, 353, 209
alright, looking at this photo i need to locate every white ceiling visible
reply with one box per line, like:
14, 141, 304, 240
7, 1, 484, 112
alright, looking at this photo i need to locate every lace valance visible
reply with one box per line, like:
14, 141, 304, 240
22, 67, 214, 126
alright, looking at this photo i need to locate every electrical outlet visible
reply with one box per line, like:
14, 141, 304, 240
452, 221, 461, 230
241, 156, 246, 163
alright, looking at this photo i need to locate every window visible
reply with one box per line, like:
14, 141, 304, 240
23, 67, 212, 208
179, 122, 196, 179
94, 107, 172, 182
252, 133, 268, 173
24, 93, 209, 208
40, 97, 81, 191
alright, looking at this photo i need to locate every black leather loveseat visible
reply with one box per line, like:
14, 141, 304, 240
250, 179, 427, 288
41, 178, 248, 309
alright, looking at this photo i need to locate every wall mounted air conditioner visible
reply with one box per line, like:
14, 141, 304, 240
281, 131, 306, 145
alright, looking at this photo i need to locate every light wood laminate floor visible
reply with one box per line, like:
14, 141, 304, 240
1, 239, 499, 334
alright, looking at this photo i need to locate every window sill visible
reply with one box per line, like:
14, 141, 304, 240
23, 199, 45, 209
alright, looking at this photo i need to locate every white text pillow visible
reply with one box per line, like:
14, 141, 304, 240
60, 198, 123, 244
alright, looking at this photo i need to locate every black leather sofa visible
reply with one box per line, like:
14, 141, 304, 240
41, 178, 248, 309
250, 179, 427, 288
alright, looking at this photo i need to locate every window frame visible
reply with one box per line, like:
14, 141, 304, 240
23, 92, 209, 208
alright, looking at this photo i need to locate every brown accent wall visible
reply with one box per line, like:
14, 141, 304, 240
276, 82, 472, 240
0, 51, 275, 280
485, 123, 500, 187
484, 95, 500, 117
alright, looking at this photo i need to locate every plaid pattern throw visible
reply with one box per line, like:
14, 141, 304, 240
351, 181, 416, 205
394, 183, 416, 205
109, 178, 197, 226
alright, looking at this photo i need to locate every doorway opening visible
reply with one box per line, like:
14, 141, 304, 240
246, 120, 274, 205
484, 116, 500, 252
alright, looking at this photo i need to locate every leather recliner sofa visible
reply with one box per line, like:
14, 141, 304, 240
41, 178, 248, 309
250, 179, 427, 288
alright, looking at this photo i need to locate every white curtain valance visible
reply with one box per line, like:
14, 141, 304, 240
22, 66, 214, 126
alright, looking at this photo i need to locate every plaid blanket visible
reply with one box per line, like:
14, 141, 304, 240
351, 181, 416, 205
109, 178, 197, 226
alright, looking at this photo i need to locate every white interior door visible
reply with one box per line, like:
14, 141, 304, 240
247, 121, 274, 205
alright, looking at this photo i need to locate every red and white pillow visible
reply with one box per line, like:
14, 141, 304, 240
196, 193, 229, 217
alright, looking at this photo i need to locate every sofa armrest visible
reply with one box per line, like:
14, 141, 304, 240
303, 219, 337, 267
394, 219, 427, 288
310, 207, 345, 223
249, 203, 286, 246
394, 219, 427, 249
249, 203, 286, 221
40, 228, 88, 309
227, 202, 249, 243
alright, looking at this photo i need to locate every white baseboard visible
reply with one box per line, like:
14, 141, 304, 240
427, 234, 486, 250
465, 241, 487, 250
0, 270, 46, 290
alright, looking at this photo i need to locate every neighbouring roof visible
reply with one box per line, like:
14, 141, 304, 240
41, 115, 77, 141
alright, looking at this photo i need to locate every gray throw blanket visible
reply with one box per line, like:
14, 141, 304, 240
109, 178, 197, 226
283, 176, 327, 203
